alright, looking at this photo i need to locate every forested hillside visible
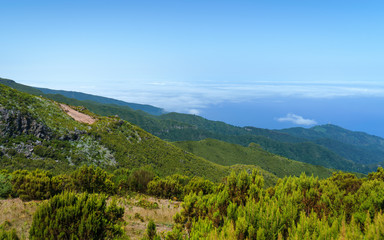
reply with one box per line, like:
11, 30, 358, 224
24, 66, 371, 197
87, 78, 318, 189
173, 138, 335, 178
2, 77, 384, 174
0, 83, 229, 181
280, 125, 384, 165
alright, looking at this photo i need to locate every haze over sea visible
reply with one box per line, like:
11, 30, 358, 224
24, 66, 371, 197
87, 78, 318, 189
1, 1, 384, 137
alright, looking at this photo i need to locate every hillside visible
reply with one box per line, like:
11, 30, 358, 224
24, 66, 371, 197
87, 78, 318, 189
173, 138, 335, 179
37, 87, 165, 115
0, 83, 229, 181
1, 77, 382, 174
0, 77, 164, 115
280, 125, 384, 165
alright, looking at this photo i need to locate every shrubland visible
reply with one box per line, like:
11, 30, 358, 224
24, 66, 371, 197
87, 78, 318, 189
1, 166, 384, 239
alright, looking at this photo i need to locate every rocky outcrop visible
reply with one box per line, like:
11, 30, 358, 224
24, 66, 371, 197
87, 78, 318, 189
0, 107, 51, 139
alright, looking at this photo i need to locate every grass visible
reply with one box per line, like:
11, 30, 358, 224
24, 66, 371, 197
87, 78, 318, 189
117, 195, 181, 239
0, 198, 41, 239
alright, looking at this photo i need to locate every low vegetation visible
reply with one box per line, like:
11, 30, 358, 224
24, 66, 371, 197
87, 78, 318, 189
1, 166, 384, 239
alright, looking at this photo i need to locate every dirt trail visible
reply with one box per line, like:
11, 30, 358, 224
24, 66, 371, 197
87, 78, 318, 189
60, 104, 96, 124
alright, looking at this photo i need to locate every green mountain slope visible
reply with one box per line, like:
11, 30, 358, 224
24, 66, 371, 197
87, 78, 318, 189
1, 77, 381, 174
217, 135, 367, 173
173, 138, 335, 179
280, 125, 384, 165
0, 83, 230, 181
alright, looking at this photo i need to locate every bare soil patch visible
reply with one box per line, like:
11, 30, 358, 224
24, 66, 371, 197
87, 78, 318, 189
60, 104, 96, 124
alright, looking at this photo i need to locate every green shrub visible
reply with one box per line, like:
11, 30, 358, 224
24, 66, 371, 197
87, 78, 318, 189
70, 165, 116, 194
145, 219, 159, 240
0, 170, 12, 199
33, 145, 56, 159
147, 178, 183, 200
368, 167, 384, 181
147, 174, 190, 200
11, 169, 54, 201
126, 168, 155, 193
29, 191, 124, 240
136, 199, 159, 210
184, 176, 215, 196
0, 222, 19, 240
0, 229, 19, 240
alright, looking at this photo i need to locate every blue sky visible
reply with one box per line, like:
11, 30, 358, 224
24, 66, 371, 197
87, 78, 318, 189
1, 1, 384, 136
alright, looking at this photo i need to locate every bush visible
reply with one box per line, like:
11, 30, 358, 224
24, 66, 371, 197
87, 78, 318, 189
135, 199, 159, 210
70, 165, 116, 194
11, 169, 54, 201
29, 191, 124, 240
145, 219, 160, 240
184, 177, 215, 196
147, 174, 190, 200
0, 222, 19, 240
126, 168, 155, 193
147, 178, 183, 199
0, 170, 12, 199
368, 167, 384, 181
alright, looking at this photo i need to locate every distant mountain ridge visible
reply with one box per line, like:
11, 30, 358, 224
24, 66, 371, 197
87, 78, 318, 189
279, 125, 384, 165
37, 87, 165, 115
0, 78, 165, 115
2, 77, 383, 174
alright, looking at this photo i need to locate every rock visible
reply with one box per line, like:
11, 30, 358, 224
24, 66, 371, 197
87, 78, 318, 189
0, 107, 52, 139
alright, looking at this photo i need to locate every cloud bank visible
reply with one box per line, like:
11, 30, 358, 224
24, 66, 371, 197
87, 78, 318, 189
277, 113, 317, 126
38, 80, 384, 115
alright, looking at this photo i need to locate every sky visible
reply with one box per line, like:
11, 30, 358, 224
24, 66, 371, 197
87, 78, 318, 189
1, 0, 384, 136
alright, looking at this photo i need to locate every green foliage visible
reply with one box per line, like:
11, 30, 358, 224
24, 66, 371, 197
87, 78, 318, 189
11, 169, 55, 201
0, 229, 19, 240
147, 175, 187, 200
281, 124, 384, 165
127, 168, 155, 193
368, 167, 384, 181
174, 138, 336, 180
184, 177, 215, 196
145, 220, 160, 240
69, 165, 116, 194
172, 168, 384, 239
29, 191, 124, 240
135, 199, 159, 210
0, 222, 19, 240
0, 170, 12, 199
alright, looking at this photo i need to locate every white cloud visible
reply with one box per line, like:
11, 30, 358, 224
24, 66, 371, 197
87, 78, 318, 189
31, 79, 384, 114
277, 113, 317, 126
188, 109, 200, 115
